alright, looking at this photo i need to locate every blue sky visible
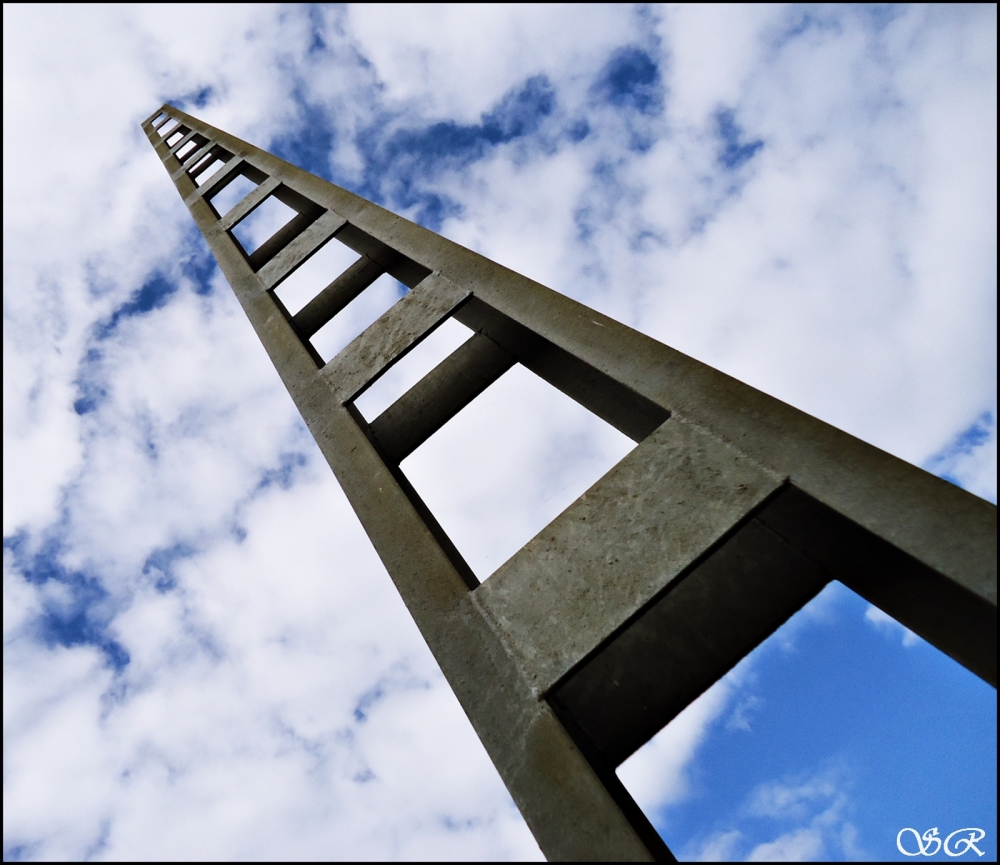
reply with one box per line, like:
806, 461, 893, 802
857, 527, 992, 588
3, 4, 996, 861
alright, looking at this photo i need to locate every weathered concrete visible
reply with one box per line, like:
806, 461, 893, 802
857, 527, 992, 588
473, 417, 784, 691
144, 104, 997, 862
259, 210, 346, 292
320, 271, 471, 401
549, 503, 830, 768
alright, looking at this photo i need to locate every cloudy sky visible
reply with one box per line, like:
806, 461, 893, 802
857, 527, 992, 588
3, 4, 996, 862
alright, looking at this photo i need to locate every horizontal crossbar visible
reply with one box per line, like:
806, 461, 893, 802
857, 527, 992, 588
370, 332, 515, 464
293, 255, 385, 338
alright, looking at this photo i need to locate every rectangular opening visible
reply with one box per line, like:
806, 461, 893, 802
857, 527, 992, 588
206, 172, 261, 219
158, 119, 180, 138
192, 161, 223, 188
271, 232, 421, 364
355, 317, 476, 421
164, 126, 185, 147
542, 485, 995, 858
343, 297, 664, 587
613, 581, 997, 861
272, 235, 362, 315
178, 136, 209, 165
230, 195, 299, 256
168, 132, 193, 154
189, 155, 219, 185
393, 362, 637, 580
188, 152, 215, 174
150, 112, 168, 129
175, 138, 201, 163
188, 146, 234, 189
309, 270, 409, 363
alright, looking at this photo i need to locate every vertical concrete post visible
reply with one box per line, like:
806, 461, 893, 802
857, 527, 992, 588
144, 106, 996, 862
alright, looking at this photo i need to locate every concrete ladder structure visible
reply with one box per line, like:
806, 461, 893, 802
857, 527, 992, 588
144, 105, 996, 862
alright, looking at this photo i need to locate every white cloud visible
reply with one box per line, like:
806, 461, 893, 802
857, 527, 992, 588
617, 676, 735, 814
345, 4, 640, 123
427, 5, 997, 470
681, 763, 862, 862
5, 466, 542, 861
661, 4, 778, 123
864, 605, 921, 648
741, 765, 861, 862
746, 826, 825, 862
746, 767, 845, 822
692, 829, 744, 862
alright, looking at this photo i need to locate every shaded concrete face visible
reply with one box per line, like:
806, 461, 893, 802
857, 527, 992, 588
144, 105, 996, 862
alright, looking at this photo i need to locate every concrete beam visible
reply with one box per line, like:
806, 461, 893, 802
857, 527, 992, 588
369, 332, 515, 464
258, 210, 347, 291
293, 254, 385, 338
321, 271, 471, 402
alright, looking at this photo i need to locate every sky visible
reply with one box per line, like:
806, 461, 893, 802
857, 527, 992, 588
2, 4, 996, 862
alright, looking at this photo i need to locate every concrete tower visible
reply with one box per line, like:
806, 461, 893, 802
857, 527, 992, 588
144, 105, 996, 862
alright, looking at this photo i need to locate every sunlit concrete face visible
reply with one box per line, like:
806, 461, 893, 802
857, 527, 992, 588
145, 105, 996, 862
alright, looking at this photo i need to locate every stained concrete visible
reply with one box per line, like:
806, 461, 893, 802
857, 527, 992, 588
473, 417, 784, 693
145, 104, 997, 862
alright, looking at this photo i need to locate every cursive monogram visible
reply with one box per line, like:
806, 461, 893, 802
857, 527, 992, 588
896, 827, 986, 857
